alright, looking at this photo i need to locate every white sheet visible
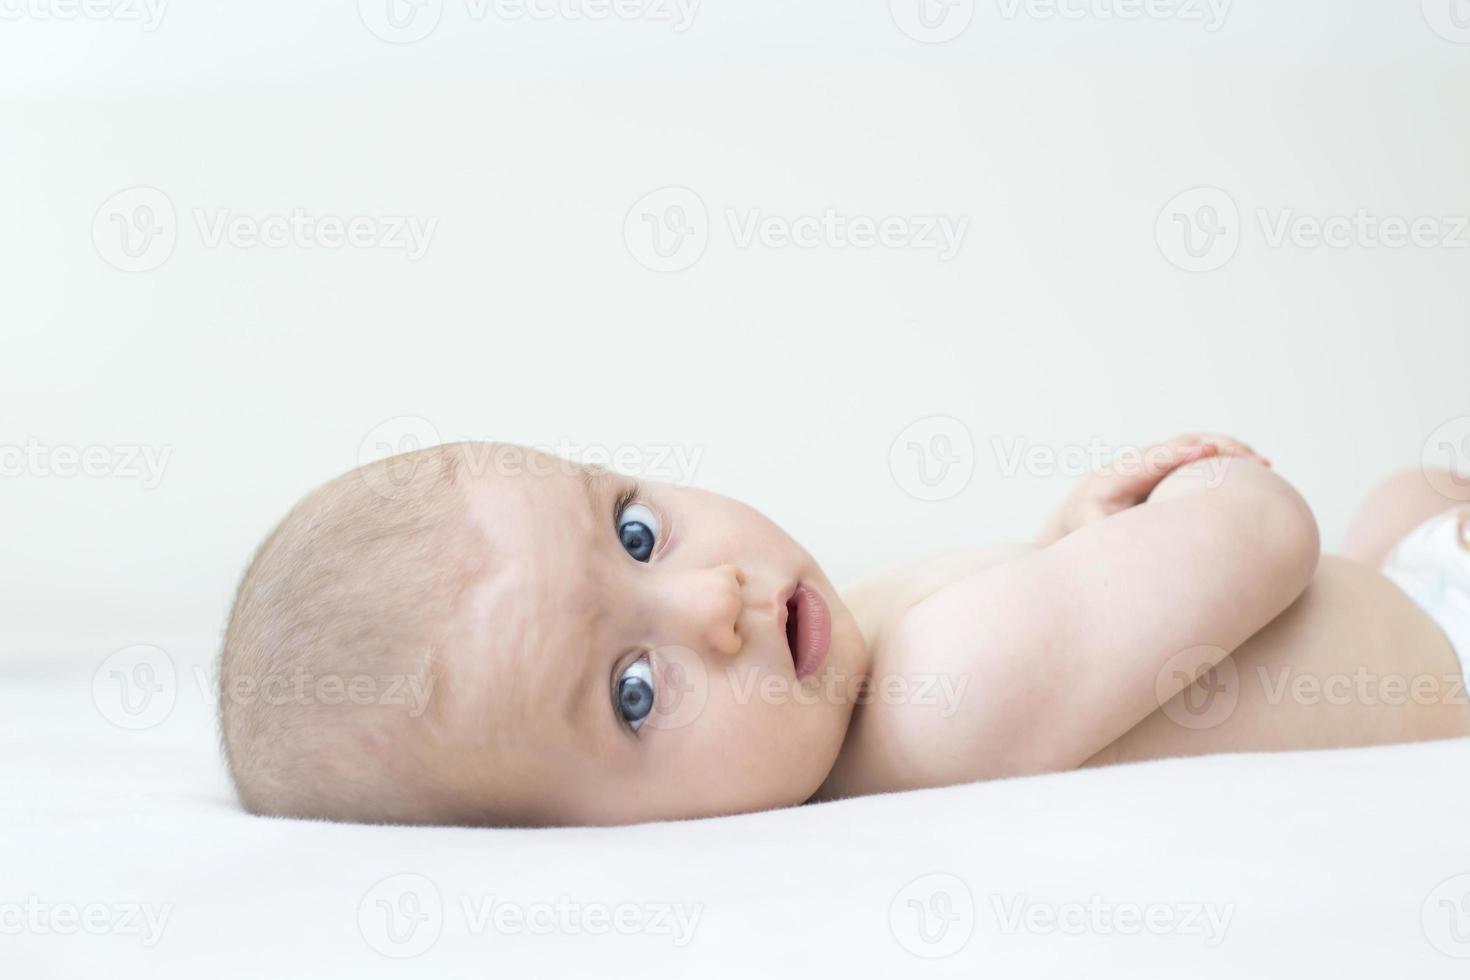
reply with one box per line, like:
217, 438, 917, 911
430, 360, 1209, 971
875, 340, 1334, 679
5, 652, 1468, 979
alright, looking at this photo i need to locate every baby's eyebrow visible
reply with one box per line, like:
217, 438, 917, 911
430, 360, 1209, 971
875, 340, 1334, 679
563, 636, 604, 748
581, 464, 637, 530
580, 466, 611, 526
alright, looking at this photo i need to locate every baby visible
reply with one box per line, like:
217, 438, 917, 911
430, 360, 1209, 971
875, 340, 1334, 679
218, 436, 1470, 825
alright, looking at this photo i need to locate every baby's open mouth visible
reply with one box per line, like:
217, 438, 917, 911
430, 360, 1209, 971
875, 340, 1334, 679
783, 583, 833, 681
785, 596, 800, 662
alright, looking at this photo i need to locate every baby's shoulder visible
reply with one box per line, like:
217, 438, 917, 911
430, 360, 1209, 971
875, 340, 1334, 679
840, 543, 1039, 651
817, 544, 1043, 799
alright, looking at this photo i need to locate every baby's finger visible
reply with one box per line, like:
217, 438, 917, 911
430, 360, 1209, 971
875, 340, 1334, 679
1207, 440, 1269, 467
1134, 442, 1217, 479
1184, 434, 1270, 467
1156, 434, 1271, 471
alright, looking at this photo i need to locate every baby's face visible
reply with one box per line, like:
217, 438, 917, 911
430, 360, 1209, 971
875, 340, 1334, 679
425, 448, 869, 825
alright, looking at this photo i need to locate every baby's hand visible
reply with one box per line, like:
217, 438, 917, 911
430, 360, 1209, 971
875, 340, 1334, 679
1037, 433, 1269, 544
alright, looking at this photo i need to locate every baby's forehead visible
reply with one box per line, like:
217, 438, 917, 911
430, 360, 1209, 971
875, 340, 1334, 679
440, 538, 612, 763
454, 455, 611, 662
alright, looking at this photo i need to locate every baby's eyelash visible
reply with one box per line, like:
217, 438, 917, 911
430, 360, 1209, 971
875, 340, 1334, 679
612, 486, 638, 525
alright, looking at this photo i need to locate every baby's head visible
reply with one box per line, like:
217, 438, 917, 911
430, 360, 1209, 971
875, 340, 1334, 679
220, 442, 868, 826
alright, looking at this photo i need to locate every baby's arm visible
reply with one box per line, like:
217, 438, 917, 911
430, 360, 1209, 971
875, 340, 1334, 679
842, 455, 1320, 793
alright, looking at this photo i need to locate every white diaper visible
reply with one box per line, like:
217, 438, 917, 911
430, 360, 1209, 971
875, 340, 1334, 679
1380, 508, 1470, 683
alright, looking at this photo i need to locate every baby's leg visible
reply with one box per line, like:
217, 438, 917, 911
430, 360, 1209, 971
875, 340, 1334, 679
1342, 467, 1470, 567
1085, 556, 1470, 767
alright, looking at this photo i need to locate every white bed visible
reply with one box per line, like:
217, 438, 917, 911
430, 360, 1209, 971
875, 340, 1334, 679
5, 648, 1467, 979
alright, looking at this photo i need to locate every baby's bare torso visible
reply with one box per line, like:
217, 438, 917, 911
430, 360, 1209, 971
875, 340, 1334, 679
818, 549, 1470, 800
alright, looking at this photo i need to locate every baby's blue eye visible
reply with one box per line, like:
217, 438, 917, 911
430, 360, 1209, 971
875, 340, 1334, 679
617, 658, 655, 733
617, 502, 659, 563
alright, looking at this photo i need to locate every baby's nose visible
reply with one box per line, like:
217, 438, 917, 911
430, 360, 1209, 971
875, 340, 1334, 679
675, 564, 745, 657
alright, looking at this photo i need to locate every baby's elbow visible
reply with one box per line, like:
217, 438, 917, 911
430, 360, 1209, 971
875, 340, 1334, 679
1256, 475, 1321, 598
1205, 457, 1320, 590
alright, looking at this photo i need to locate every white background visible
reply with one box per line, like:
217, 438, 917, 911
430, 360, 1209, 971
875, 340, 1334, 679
3, 0, 1469, 667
